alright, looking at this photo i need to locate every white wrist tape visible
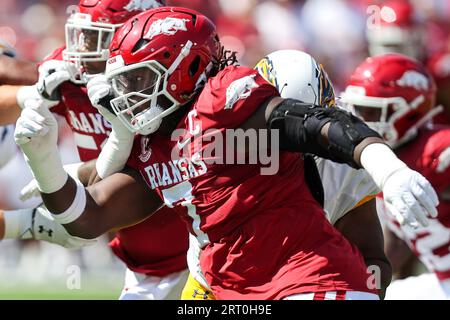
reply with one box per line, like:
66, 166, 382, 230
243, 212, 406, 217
51, 179, 86, 225
26, 148, 69, 194
16, 85, 40, 109
360, 143, 407, 189
96, 128, 133, 179
3, 209, 33, 239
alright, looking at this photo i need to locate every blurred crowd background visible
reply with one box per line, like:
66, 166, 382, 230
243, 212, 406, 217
1, 0, 450, 91
0, 0, 449, 299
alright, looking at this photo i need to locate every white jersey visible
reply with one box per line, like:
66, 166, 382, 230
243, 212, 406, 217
0, 125, 16, 169
316, 157, 380, 224
187, 158, 380, 290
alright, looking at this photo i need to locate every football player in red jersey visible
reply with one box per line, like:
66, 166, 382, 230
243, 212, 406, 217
366, 0, 425, 61
182, 49, 391, 300
428, 49, 450, 125
365, 0, 450, 126
341, 53, 450, 299
15, 8, 439, 300
0, 0, 191, 300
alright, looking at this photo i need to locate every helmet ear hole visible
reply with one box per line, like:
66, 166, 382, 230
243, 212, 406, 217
189, 55, 201, 78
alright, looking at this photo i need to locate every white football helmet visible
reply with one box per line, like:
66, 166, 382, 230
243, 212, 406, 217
255, 49, 335, 107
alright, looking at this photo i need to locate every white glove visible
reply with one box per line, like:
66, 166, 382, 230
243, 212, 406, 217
16, 85, 59, 110
360, 143, 439, 228
19, 162, 84, 202
3, 204, 97, 249
14, 99, 68, 193
383, 167, 439, 228
17, 60, 79, 109
87, 75, 134, 178
86, 74, 114, 116
37, 60, 79, 100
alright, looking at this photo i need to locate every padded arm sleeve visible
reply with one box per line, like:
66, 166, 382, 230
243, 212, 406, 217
267, 99, 382, 168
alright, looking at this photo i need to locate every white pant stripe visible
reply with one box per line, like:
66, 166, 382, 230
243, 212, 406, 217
325, 291, 337, 300
283, 293, 315, 300
283, 291, 379, 300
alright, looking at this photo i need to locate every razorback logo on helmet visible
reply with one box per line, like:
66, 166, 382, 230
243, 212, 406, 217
144, 17, 190, 40
225, 74, 259, 110
124, 0, 164, 12
396, 70, 429, 91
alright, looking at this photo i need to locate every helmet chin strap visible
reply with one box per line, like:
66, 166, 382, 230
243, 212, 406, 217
167, 40, 193, 75
135, 104, 165, 135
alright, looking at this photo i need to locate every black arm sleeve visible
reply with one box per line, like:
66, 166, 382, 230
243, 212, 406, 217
267, 99, 382, 168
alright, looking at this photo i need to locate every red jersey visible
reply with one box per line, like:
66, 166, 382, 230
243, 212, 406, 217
42, 47, 188, 277
434, 111, 450, 126
381, 126, 450, 282
127, 66, 374, 299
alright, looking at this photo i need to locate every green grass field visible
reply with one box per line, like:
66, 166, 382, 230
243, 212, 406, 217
0, 271, 124, 300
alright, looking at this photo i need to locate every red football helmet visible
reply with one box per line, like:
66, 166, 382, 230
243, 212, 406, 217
105, 7, 222, 135
341, 54, 437, 147
63, 0, 165, 67
366, 0, 424, 60
428, 49, 450, 123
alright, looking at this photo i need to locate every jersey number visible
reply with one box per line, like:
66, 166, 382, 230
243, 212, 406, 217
162, 181, 210, 247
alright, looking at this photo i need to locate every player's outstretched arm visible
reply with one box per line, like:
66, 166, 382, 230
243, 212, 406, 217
14, 100, 162, 239
243, 97, 439, 228
0, 56, 38, 126
0, 205, 97, 249
42, 167, 162, 239
0, 85, 23, 125
0, 55, 37, 85
1, 58, 83, 126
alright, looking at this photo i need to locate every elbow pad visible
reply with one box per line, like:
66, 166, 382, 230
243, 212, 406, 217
267, 99, 381, 168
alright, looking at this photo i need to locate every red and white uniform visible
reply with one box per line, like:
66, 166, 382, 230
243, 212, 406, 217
42, 47, 189, 298
379, 126, 450, 297
187, 156, 380, 293
127, 66, 377, 300
427, 50, 450, 125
